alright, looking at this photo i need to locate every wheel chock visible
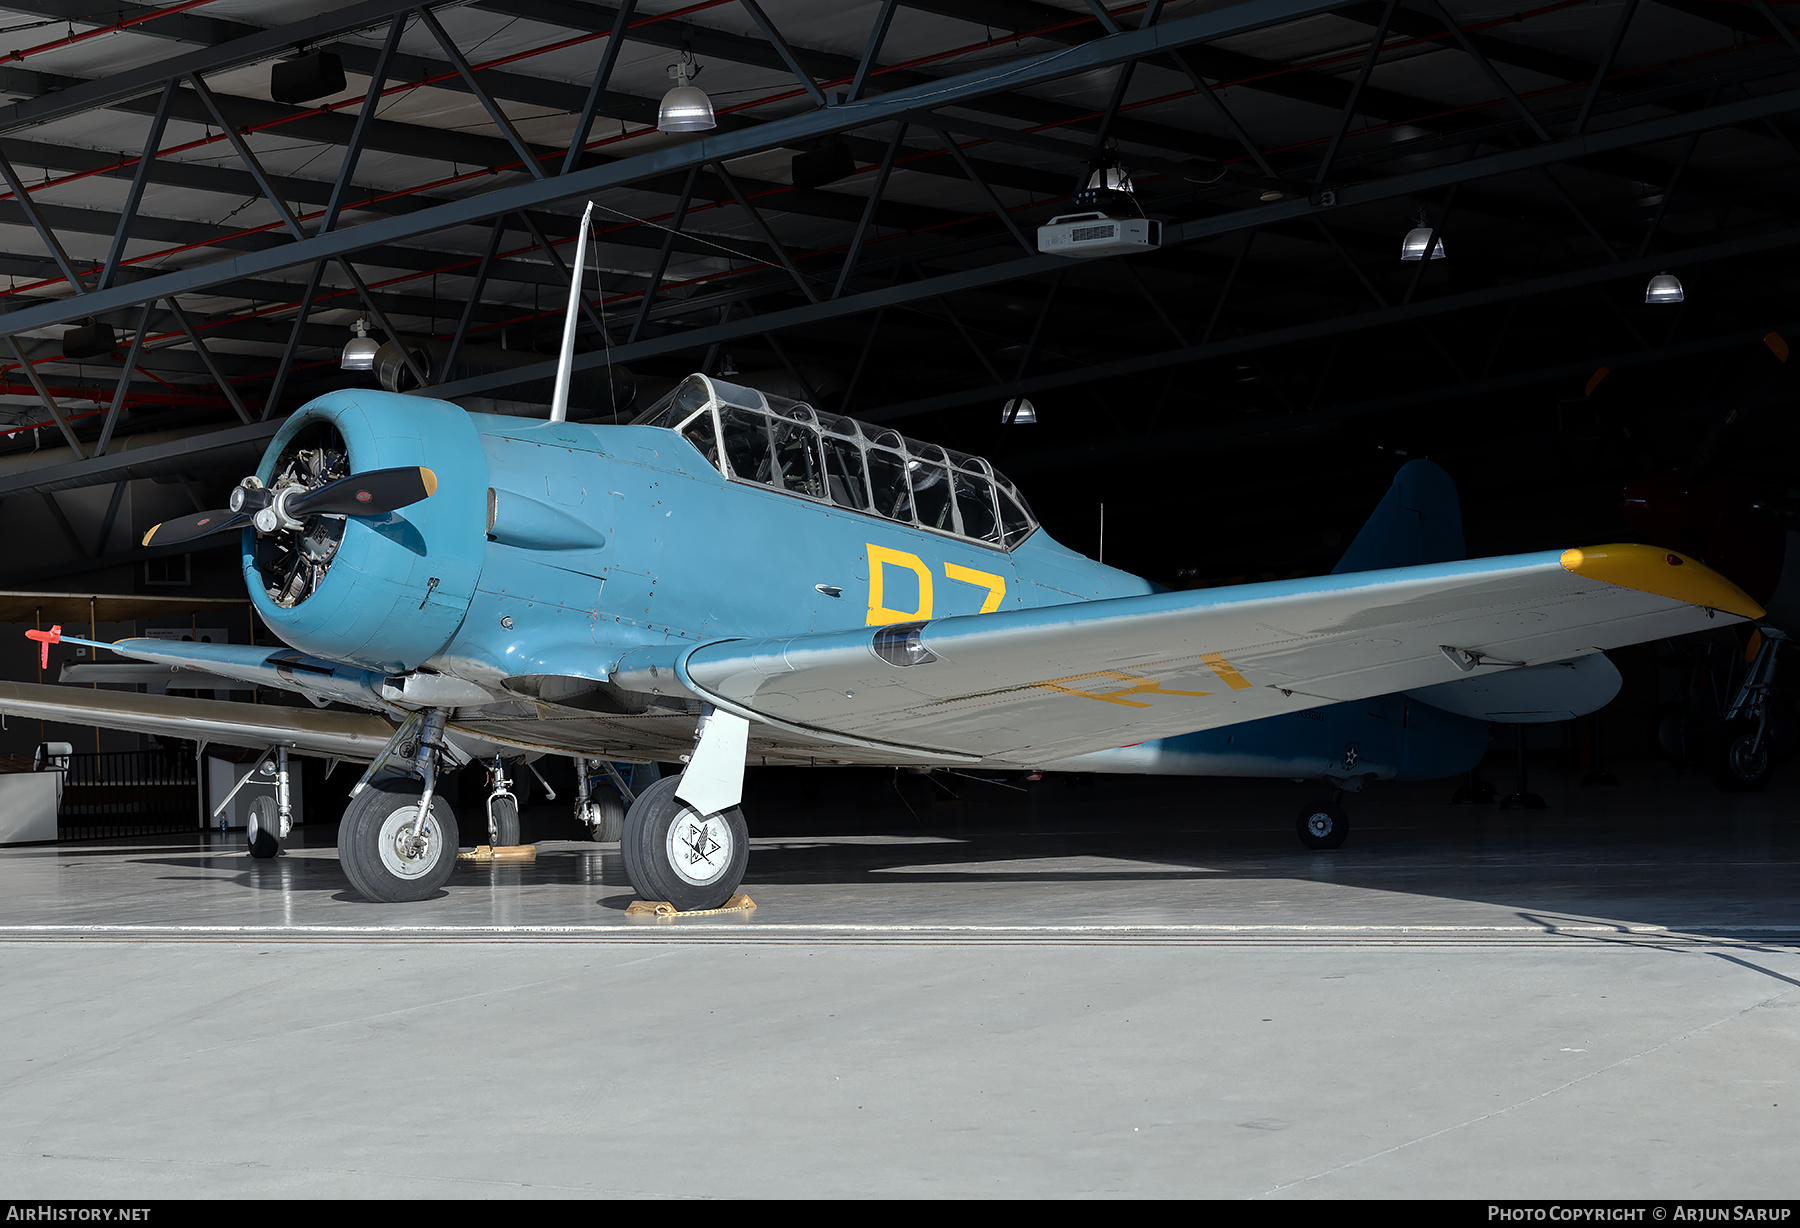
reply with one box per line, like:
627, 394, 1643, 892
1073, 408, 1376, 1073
456, 844, 538, 862
624, 893, 756, 919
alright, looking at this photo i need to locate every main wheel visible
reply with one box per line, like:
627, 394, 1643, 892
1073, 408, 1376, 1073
621, 775, 747, 912
487, 793, 520, 846
338, 778, 459, 903
246, 795, 280, 859
1296, 798, 1350, 850
583, 795, 625, 843
1710, 718, 1775, 793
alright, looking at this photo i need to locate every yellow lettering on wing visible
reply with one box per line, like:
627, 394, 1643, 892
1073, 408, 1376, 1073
1033, 671, 1214, 708
944, 561, 1007, 613
1200, 652, 1252, 689
866, 543, 934, 626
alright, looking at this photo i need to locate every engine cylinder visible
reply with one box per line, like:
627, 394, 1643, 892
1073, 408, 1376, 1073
243, 390, 489, 673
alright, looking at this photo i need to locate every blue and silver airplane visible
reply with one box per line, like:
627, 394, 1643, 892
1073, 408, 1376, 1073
0, 217, 1762, 910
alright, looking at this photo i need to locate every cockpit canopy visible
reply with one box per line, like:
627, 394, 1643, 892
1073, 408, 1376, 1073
634, 374, 1038, 551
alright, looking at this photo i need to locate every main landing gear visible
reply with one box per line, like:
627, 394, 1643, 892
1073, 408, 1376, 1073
338, 710, 461, 902
212, 745, 294, 859
616, 707, 752, 911
1296, 793, 1350, 850
620, 776, 749, 912
484, 756, 520, 846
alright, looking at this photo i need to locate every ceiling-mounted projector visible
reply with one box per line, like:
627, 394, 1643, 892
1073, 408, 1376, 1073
1036, 212, 1161, 259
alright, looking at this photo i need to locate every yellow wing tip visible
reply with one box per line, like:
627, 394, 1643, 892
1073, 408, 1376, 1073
1561, 544, 1765, 621
420, 467, 438, 497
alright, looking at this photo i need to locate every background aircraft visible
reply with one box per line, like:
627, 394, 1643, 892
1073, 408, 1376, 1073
0, 367, 1760, 911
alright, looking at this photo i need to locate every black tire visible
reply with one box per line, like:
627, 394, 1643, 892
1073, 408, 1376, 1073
246, 795, 280, 859
622, 775, 748, 912
487, 793, 520, 846
1710, 718, 1775, 793
590, 795, 625, 843
338, 777, 459, 903
1296, 798, 1349, 850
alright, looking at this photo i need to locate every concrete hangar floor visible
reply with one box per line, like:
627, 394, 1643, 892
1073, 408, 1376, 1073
0, 764, 1795, 1200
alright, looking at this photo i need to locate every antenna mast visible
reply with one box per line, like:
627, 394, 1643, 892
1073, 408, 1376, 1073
549, 200, 595, 423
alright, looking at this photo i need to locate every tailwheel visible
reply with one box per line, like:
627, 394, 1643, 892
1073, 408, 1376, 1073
620, 775, 747, 912
1296, 797, 1349, 850
339, 778, 459, 902
246, 795, 281, 859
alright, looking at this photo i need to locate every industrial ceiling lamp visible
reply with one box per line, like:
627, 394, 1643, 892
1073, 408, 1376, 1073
1073, 156, 1134, 211
658, 54, 715, 133
1399, 208, 1445, 261
1001, 397, 1037, 424
1645, 271, 1684, 304
340, 317, 379, 371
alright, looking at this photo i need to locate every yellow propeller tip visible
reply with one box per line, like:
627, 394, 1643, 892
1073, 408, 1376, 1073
420, 467, 438, 497
141, 525, 158, 547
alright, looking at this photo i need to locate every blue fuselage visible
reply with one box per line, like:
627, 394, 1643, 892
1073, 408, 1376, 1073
246, 391, 1489, 782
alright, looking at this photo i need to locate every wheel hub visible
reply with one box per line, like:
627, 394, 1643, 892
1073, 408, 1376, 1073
1307, 812, 1334, 838
1730, 735, 1769, 778
377, 806, 441, 879
666, 812, 732, 887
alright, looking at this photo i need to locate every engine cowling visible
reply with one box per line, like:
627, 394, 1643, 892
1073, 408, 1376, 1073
243, 390, 489, 673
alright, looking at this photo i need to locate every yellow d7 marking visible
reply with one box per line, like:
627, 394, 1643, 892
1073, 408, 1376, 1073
944, 561, 1006, 613
866, 546, 1009, 625
1033, 671, 1215, 708
867, 544, 934, 626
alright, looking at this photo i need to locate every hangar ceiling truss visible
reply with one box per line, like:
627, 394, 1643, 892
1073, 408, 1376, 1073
0, 0, 1794, 543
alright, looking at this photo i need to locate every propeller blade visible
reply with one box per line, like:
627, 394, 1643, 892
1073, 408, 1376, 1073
141, 509, 250, 548
288, 466, 438, 518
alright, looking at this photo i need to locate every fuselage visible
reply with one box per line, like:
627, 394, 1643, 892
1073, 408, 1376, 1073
240, 383, 1490, 781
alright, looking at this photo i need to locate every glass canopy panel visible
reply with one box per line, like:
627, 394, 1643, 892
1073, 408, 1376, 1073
952, 470, 1001, 544
642, 375, 1037, 550
866, 448, 914, 523
822, 433, 870, 509
720, 405, 776, 485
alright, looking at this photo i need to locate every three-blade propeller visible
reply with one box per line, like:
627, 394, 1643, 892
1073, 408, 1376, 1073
142, 466, 438, 547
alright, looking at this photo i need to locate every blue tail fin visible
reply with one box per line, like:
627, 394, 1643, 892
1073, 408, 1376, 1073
1331, 459, 1466, 574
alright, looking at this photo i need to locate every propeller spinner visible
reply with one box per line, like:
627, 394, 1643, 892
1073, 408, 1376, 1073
141, 466, 438, 548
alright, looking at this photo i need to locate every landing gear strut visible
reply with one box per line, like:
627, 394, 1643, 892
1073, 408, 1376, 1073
1712, 627, 1784, 793
212, 745, 293, 859
573, 758, 627, 842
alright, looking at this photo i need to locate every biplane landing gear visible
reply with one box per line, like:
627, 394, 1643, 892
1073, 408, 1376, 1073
1296, 795, 1350, 850
619, 776, 747, 912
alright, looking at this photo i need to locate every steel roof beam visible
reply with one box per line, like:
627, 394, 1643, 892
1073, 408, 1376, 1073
416, 80, 1800, 401
0, 0, 468, 134
0, 0, 1366, 340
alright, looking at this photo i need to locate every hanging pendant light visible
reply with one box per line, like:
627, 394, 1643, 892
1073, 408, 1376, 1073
1645, 271, 1684, 304
658, 55, 715, 133
340, 317, 379, 370
1001, 397, 1037, 424
1400, 208, 1445, 261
